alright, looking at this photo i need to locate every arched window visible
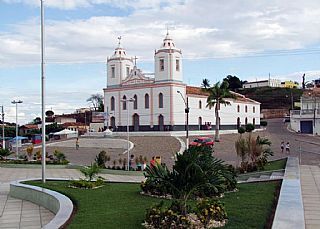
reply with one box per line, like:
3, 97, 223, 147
253, 106, 255, 113
253, 118, 255, 126
145, 94, 149, 109
245, 105, 248, 113
199, 100, 202, 109
159, 93, 163, 108
198, 117, 202, 130
237, 105, 240, 112
122, 95, 127, 110
110, 96, 115, 111
245, 117, 248, 125
133, 95, 138, 110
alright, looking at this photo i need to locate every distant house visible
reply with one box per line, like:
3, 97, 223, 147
55, 115, 76, 124
280, 80, 299, 88
19, 124, 40, 135
243, 79, 281, 88
63, 122, 88, 135
290, 88, 320, 135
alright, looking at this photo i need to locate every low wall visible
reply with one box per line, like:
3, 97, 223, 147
10, 179, 73, 229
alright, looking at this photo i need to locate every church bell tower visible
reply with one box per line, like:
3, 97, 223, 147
154, 32, 183, 82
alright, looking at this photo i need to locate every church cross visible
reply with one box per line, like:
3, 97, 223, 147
134, 56, 138, 66
117, 36, 122, 45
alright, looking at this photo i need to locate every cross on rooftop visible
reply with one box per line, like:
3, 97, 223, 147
134, 56, 138, 66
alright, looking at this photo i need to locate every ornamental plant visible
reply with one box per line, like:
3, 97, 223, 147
196, 199, 227, 227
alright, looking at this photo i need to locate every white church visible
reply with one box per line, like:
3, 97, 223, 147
103, 33, 260, 132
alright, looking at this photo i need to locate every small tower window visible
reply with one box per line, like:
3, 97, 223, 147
122, 95, 127, 110
168, 42, 170, 46
145, 94, 150, 109
160, 59, 164, 71
111, 66, 115, 78
126, 67, 130, 77
159, 93, 164, 108
133, 95, 138, 110
199, 100, 202, 109
110, 96, 115, 111
176, 59, 180, 71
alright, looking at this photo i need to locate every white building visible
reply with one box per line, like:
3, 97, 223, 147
290, 89, 320, 135
103, 33, 260, 132
243, 79, 281, 88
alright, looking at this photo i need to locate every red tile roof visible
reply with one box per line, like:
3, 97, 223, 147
186, 86, 259, 104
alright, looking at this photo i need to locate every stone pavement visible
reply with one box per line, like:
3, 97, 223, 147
301, 165, 320, 229
0, 168, 144, 228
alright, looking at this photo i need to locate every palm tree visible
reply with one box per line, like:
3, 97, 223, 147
202, 80, 236, 142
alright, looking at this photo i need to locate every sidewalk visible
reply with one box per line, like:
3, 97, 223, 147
300, 165, 320, 229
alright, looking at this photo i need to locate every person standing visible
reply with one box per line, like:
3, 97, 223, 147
76, 138, 79, 150
285, 142, 290, 154
280, 141, 285, 153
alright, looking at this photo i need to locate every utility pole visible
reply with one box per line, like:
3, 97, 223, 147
177, 91, 189, 149
40, 0, 46, 183
11, 100, 23, 158
1, 106, 4, 149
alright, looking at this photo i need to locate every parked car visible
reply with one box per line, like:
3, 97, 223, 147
189, 137, 214, 147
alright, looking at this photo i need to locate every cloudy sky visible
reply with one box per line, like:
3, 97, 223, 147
0, 0, 320, 123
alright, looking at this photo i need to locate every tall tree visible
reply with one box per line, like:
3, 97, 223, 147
87, 94, 103, 111
223, 75, 242, 91
202, 80, 236, 142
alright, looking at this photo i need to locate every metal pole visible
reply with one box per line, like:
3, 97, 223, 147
15, 103, 18, 157
127, 101, 130, 171
1, 106, 5, 149
299, 140, 302, 165
291, 92, 294, 110
186, 97, 189, 150
41, 0, 46, 183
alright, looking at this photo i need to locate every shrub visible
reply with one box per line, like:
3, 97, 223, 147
95, 150, 110, 168
26, 145, 34, 159
196, 199, 227, 226
53, 150, 68, 164
80, 163, 101, 181
69, 177, 105, 189
0, 148, 12, 160
260, 120, 268, 127
245, 123, 255, 132
238, 127, 245, 134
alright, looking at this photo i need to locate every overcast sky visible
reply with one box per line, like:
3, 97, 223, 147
0, 0, 320, 123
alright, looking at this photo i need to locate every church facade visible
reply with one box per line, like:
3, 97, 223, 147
103, 33, 260, 132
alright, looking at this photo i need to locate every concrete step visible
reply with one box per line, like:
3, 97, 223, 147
259, 175, 271, 179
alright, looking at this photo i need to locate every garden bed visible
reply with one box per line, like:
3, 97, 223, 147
26, 181, 281, 229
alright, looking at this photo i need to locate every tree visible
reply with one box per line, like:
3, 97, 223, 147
87, 94, 103, 111
33, 117, 42, 124
202, 79, 236, 142
45, 110, 54, 117
223, 75, 242, 91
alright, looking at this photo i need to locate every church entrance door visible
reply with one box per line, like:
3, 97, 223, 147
110, 117, 116, 130
159, 114, 164, 131
133, 113, 139, 131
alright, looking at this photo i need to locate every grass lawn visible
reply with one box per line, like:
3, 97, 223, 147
263, 158, 287, 171
26, 181, 280, 229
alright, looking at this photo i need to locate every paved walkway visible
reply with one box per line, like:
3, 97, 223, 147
0, 168, 144, 228
301, 165, 320, 229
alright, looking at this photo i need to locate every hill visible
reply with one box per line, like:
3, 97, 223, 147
237, 87, 303, 110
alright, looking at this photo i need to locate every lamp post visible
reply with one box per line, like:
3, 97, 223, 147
121, 98, 135, 171
11, 100, 23, 158
1, 106, 4, 149
286, 92, 294, 110
177, 91, 189, 149
40, 0, 46, 183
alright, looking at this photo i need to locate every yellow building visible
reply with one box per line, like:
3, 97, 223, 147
281, 80, 299, 88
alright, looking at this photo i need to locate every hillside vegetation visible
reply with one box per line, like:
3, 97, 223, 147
238, 87, 303, 109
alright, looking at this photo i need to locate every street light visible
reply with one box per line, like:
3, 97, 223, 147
286, 92, 294, 110
11, 100, 23, 158
1, 106, 5, 149
177, 91, 189, 150
40, 0, 46, 183
308, 92, 317, 128
121, 98, 135, 171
